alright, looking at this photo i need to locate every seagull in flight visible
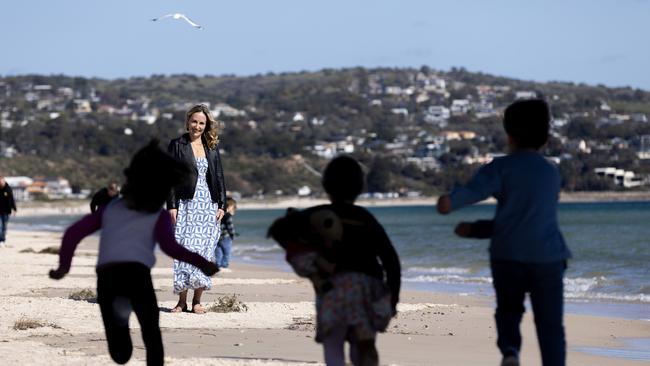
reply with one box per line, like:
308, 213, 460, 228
151, 13, 203, 30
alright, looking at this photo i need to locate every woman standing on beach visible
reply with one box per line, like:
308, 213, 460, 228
167, 104, 226, 314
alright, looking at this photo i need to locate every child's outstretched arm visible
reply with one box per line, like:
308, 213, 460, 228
455, 219, 494, 239
154, 212, 219, 276
49, 208, 104, 279
440, 162, 501, 214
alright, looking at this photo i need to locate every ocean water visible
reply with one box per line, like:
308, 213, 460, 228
12, 201, 650, 318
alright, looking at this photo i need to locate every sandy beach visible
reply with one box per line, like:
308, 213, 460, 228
0, 227, 649, 366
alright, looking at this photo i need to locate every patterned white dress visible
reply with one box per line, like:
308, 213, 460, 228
173, 157, 221, 294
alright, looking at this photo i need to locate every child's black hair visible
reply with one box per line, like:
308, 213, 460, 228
322, 155, 364, 202
121, 139, 190, 213
503, 99, 550, 150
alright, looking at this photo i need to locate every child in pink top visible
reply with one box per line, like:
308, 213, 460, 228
49, 140, 219, 366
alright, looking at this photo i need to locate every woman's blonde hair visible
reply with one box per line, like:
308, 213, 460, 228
185, 104, 219, 149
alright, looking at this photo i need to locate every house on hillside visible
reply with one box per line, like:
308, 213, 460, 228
515, 91, 537, 99
451, 99, 470, 115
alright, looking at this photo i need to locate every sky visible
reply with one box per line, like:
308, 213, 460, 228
1, 0, 649, 89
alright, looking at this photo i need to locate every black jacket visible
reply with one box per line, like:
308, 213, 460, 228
166, 134, 226, 210
0, 184, 17, 215
90, 187, 117, 213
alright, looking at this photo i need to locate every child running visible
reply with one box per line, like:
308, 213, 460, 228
49, 140, 219, 366
437, 99, 571, 366
269, 156, 401, 366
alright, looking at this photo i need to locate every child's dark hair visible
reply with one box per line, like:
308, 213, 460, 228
503, 99, 550, 149
121, 139, 190, 213
322, 155, 364, 202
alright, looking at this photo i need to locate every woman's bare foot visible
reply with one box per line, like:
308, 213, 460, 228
171, 303, 187, 313
192, 303, 206, 314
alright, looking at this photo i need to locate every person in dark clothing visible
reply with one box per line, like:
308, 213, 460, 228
215, 197, 237, 268
90, 182, 119, 213
268, 156, 401, 366
437, 99, 571, 366
0, 176, 17, 245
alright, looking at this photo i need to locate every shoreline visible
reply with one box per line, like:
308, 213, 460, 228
12, 190, 650, 215
0, 230, 648, 364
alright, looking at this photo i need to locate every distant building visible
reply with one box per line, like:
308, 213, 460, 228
391, 108, 409, 116
594, 167, 645, 188
3, 176, 33, 201
450, 99, 470, 115
211, 103, 246, 118
27, 176, 73, 199
425, 106, 450, 122
297, 186, 311, 196
385, 86, 404, 95
515, 91, 537, 100
309, 141, 355, 159
292, 112, 306, 122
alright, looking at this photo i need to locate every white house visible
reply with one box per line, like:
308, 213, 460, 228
391, 108, 409, 117
297, 186, 311, 196
426, 106, 450, 121
212, 103, 246, 118
293, 112, 306, 122
4, 176, 33, 201
515, 91, 537, 99
594, 167, 645, 188
451, 99, 470, 115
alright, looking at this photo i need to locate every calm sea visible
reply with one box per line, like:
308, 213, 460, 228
12, 201, 650, 318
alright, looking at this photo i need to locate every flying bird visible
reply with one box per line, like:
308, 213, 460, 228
151, 13, 203, 30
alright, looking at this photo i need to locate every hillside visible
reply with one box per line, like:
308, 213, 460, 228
1, 66, 649, 197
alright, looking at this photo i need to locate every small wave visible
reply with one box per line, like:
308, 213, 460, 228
14, 223, 66, 232
406, 266, 471, 275
564, 276, 608, 293
404, 274, 492, 285
233, 244, 281, 254
565, 291, 650, 303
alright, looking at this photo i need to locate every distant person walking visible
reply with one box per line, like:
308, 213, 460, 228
90, 182, 119, 212
215, 197, 237, 269
0, 176, 17, 246
437, 99, 571, 366
167, 104, 227, 314
49, 140, 219, 366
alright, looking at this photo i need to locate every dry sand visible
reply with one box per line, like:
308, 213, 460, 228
0, 229, 648, 365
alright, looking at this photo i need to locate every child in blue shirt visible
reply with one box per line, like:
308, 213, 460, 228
437, 99, 571, 366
